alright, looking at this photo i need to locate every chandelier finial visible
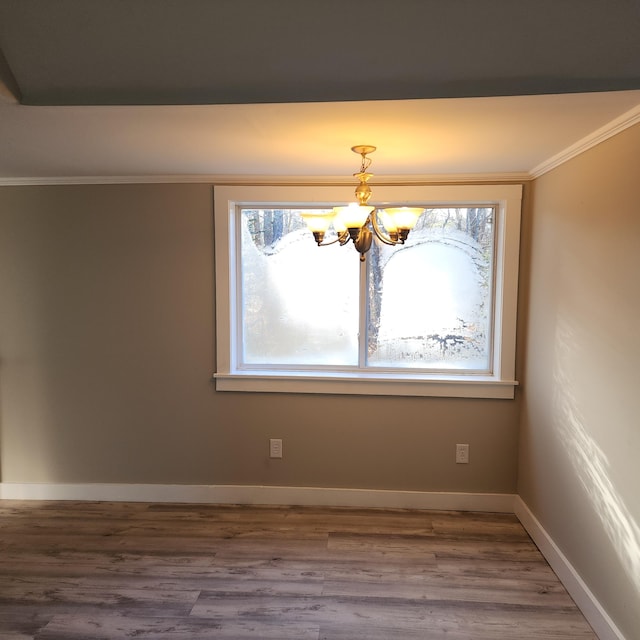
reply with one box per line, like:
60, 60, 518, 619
351, 145, 376, 206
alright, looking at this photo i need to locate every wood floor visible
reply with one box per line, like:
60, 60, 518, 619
0, 501, 597, 639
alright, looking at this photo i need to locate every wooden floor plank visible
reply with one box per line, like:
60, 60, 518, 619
0, 578, 200, 614
38, 613, 320, 640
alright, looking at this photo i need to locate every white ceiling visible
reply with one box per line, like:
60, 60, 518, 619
1, 1, 639, 182
2, 91, 640, 182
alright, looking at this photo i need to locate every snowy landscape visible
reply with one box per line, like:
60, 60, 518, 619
240, 208, 494, 372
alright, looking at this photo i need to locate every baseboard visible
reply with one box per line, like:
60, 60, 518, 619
0, 482, 516, 512
514, 496, 625, 640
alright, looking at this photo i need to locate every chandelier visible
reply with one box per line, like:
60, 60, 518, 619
300, 145, 424, 261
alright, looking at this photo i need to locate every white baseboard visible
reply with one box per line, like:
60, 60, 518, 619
514, 496, 625, 640
0, 482, 515, 512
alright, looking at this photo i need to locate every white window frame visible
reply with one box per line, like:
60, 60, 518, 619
214, 184, 522, 399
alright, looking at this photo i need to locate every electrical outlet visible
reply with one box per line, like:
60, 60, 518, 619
456, 443, 470, 464
269, 438, 283, 459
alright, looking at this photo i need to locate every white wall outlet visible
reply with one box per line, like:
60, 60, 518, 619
456, 443, 470, 464
269, 438, 283, 459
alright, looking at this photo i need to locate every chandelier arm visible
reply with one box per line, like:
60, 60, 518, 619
313, 231, 351, 247
369, 210, 402, 246
338, 231, 351, 246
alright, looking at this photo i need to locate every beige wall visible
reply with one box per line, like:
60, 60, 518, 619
0, 183, 519, 492
520, 123, 640, 638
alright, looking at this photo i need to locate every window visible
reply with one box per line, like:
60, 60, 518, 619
214, 184, 522, 398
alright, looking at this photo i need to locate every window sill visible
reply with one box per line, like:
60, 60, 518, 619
214, 371, 518, 399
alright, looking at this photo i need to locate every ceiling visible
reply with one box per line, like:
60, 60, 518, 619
1, 0, 640, 181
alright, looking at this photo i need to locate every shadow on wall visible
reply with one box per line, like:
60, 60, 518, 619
553, 316, 640, 598
0, 361, 2, 481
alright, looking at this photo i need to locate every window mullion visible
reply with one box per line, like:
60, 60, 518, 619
358, 254, 368, 369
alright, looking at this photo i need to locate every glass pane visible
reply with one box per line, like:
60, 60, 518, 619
367, 207, 494, 371
240, 209, 359, 366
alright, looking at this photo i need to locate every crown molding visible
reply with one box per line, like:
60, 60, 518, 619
530, 103, 640, 179
0, 172, 530, 187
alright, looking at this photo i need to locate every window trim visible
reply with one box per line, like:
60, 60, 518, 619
214, 184, 522, 399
